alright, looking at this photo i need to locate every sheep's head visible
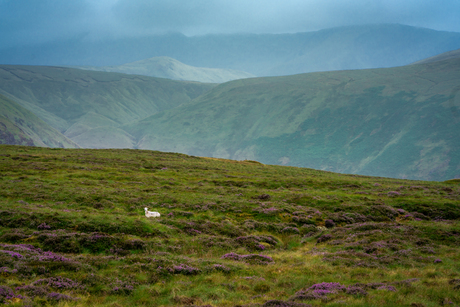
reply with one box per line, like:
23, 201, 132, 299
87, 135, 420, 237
144, 207, 148, 211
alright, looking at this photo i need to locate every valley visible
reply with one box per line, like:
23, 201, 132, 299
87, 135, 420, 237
1, 51, 459, 181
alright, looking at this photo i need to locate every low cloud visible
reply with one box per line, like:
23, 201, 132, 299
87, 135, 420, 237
1, 0, 459, 48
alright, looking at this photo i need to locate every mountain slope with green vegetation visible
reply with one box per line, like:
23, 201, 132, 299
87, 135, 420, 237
127, 58, 460, 181
0, 94, 79, 148
0, 145, 459, 306
0, 65, 215, 148
74, 56, 255, 83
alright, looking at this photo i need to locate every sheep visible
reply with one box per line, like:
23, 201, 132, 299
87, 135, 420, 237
144, 207, 160, 218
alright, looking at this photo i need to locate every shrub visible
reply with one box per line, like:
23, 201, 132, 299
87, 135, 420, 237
317, 234, 332, 243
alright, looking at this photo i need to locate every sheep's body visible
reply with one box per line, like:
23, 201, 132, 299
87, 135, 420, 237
144, 207, 160, 218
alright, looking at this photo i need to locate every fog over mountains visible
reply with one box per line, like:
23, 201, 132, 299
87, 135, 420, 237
1, 24, 460, 181
2, 24, 460, 76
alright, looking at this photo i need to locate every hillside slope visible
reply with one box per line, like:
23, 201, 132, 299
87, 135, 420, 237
0, 94, 79, 148
75, 56, 255, 83
1, 24, 460, 76
0, 145, 459, 306
412, 48, 460, 64
0, 65, 214, 148
126, 58, 460, 181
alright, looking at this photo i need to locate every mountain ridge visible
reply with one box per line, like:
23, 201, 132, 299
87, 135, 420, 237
73, 56, 255, 83
125, 57, 460, 181
2, 24, 460, 76
0, 65, 215, 148
0, 94, 79, 148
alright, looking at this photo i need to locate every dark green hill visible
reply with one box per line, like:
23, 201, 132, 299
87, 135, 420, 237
0, 94, 78, 148
126, 58, 460, 181
0, 65, 214, 148
2, 24, 460, 76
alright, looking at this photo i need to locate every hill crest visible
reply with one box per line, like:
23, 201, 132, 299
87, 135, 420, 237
73, 56, 255, 83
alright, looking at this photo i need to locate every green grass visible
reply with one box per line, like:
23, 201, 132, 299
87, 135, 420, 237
0, 144, 459, 306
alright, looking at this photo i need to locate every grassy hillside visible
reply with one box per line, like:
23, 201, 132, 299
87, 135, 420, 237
0, 65, 214, 148
74, 56, 255, 83
2, 24, 460, 76
0, 94, 78, 148
412, 48, 460, 65
0, 145, 459, 306
126, 58, 460, 181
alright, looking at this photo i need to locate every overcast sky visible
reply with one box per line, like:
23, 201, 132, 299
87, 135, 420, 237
1, 0, 460, 48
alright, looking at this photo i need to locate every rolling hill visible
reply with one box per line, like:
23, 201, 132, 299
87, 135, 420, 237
125, 57, 460, 181
0, 65, 214, 148
0, 94, 78, 148
2, 24, 460, 76
412, 48, 460, 65
74, 56, 255, 83
1, 53, 459, 180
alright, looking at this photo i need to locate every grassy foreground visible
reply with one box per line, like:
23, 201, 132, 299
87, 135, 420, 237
0, 145, 459, 306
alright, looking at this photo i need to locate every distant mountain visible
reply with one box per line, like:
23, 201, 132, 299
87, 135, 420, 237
1, 51, 460, 180
0, 94, 78, 148
74, 56, 255, 83
125, 57, 460, 181
0, 65, 214, 149
1, 24, 460, 76
412, 48, 460, 64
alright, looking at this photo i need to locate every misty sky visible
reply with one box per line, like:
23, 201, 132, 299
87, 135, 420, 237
1, 0, 460, 48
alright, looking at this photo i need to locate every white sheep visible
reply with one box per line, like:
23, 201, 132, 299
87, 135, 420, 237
144, 207, 160, 218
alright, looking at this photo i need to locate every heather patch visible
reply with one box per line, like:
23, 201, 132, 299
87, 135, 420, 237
234, 235, 279, 251
290, 280, 413, 302
0, 145, 459, 306
262, 299, 312, 307
0, 243, 82, 274
317, 222, 444, 267
221, 252, 275, 265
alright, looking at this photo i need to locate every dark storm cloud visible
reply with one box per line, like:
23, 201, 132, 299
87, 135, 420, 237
1, 0, 460, 47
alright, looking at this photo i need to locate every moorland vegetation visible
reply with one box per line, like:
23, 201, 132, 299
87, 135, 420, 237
0, 145, 459, 306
